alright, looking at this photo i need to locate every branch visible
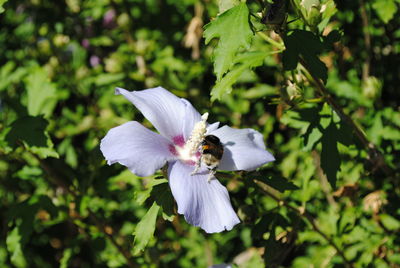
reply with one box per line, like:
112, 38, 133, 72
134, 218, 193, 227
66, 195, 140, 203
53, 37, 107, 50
253, 179, 354, 268
298, 57, 393, 177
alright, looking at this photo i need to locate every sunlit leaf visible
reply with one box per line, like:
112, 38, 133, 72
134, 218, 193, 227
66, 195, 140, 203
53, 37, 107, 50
60, 248, 73, 268
0, 61, 27, 91
25, 68, 57, 118
6, 227, 27, 268
211, 52, 268, 101
372, 0, 398, 23
0, 0, 8, 13
380, 214, 400, 231
204, 3, 253, 80
133, 202, 160, 254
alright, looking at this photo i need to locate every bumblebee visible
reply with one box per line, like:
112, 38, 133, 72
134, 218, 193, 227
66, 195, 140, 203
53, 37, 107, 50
201, 135, 224, 171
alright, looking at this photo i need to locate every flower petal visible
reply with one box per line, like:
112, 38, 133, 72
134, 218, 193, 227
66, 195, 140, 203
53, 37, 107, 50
181, 99, 202, 141
206, 122, 220, 133
100, 121, 174, 177
115, 87, 201, 140
168, 160, 240, 233
210, 126, 275, 171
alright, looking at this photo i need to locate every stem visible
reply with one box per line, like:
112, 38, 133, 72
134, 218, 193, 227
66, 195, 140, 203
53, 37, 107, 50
253, 179, 354, 268
359, 0, 371, 81
298, 57, 393, 177
257, 31, 285, 49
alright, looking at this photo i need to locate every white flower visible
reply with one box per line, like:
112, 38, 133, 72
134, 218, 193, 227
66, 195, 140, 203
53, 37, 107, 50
100, 87, 275, 233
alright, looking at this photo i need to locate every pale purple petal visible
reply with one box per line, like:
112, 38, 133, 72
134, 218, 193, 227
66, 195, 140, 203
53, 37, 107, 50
115, 87, 201, 140
181, 99, 202, 141
206, 122, 220, 133
168, 161, 240, 233
100, 121, 174, 177
210, 126, 275, 171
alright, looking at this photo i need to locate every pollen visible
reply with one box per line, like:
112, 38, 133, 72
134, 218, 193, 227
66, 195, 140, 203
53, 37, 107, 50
185, 112, 208, 155
174, 113, 209, 164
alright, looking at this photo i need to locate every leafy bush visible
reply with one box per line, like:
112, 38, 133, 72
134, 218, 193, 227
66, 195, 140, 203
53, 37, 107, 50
1, 0, 399, 267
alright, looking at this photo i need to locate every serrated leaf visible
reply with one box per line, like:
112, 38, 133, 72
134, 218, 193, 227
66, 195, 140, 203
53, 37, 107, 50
283, 30, 327, 82
133, 202, 159, 254
25, 68, 57, 118
218, 0, 240, 13
211, 52, 267, 101
372, 0, 397, 24
298, 107, 322, 150
204, 3, 253, 80
321, 121, 340, 188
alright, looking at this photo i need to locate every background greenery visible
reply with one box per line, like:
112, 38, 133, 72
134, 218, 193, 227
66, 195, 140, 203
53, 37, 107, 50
1, 0, 399, 267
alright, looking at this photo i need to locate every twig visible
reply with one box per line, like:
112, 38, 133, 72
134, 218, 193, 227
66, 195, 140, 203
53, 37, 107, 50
257, 31, 285, 49
253, 179, 354, 268
298, 57, 393, 177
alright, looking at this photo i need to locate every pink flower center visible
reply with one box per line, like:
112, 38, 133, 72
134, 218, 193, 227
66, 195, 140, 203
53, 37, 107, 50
172, 135, 185, 147
169, 134, 200, 166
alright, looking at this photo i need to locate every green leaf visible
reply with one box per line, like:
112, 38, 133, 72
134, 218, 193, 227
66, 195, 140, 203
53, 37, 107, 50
258, 176, 299, 193
25, 68, 58, 117
320, 121, 340, 188
94, 73, 125, 86
150, 182, 175, 221
135, 177, 166, 205
372, 0, 398, 23
6, 116, 48, 148
283, 30, 327, 83
6, 227, 27, 268
60, 248, 73, 268
298, 107, 323, 150
133, 202, 160, 254
264, 228, 289, 266
218, 0, 240, 13
0, 0, 8, 13
204, 3, 253, 80
380, 214, 400, 231
252, 212, 275, 239
5, 116, 59, 158
210, 51, 267, 101
0, 61, 27, 91
324, 30, 341, 47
